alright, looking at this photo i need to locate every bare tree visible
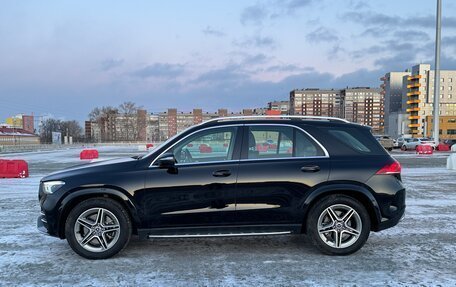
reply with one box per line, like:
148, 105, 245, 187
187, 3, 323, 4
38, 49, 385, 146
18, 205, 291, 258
119, 102, 142, 141
39, 119, 83, 143
88, 106, 118, 142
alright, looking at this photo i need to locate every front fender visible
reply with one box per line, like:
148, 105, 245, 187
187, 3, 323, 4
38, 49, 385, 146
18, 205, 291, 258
57, 187, 142, 238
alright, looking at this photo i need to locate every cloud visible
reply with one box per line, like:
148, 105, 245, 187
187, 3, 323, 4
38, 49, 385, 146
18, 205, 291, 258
266, 64, 314, 72
235, 35, 277, 48
346, 11, 456, 30
131, 63, 185, 78
392, 30, 430, 42
305, 27, 339, 43
240, 4, 268, 26
240, 0, 314, 26
100, 58, 124, 71
191, 65, 248, 88
202, 26, 225, 37
283, 0, 314, 11
242, 53, 269, 65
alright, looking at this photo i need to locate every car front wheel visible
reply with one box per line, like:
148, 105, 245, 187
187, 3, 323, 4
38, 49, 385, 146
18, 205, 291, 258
65, 198, 132, 260
307, 195, 370, 255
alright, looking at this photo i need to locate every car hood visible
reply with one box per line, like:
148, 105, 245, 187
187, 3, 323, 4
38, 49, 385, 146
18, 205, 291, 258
41, 157, 138, 182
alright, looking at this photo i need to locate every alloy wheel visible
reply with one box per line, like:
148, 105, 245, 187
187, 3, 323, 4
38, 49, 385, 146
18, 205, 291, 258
73, 207, 121, 253
317, 204, 362, 249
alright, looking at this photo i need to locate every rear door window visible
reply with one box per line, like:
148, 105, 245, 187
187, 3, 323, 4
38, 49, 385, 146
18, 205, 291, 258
246, 125, 325, 159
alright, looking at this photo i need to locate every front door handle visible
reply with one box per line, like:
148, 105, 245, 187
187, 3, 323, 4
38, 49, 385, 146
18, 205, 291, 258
212, 170, 231, 177
301, 165, 320, 172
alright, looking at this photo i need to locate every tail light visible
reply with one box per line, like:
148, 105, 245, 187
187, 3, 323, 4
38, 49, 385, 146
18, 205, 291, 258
376, 160, 401, 175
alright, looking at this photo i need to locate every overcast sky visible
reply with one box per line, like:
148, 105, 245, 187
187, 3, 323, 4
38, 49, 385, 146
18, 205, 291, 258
1, 0, 456, 122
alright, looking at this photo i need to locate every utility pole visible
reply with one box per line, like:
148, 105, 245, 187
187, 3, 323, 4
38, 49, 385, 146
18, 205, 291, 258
433, 0, 442, 144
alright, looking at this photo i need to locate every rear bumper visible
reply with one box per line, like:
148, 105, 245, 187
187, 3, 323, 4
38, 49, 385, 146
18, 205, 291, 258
375, 204, 405, 231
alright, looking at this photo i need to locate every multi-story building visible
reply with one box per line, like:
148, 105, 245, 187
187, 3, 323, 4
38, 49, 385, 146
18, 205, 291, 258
405, 64, 456, 138
290, 89, 343, 117
267, 101, 289, 114
4, 114, 35, 134
290, 88, 383, 133
381, 71, 411, 137
343, 87, 384, 133
157, 108, 245, 140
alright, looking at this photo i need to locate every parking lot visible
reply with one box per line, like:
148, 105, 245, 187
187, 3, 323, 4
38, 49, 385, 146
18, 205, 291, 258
0, 146, 455, 286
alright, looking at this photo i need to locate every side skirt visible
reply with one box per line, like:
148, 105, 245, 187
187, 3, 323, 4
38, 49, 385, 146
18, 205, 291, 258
138, 224, 302, 240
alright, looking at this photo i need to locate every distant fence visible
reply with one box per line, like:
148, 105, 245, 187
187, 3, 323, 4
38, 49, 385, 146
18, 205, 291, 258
0, 142, 162, 154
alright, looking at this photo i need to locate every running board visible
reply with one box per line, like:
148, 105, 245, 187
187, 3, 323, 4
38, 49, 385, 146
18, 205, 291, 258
148, 231, 291, 239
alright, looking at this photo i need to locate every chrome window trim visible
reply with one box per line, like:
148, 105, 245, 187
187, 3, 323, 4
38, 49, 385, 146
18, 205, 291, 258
149, 123, 329, 168
149, 124, 241, 167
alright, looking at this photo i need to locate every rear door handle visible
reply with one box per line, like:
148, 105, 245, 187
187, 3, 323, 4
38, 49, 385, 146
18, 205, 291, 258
212, 170, 231, 177
301, 165, 320, 172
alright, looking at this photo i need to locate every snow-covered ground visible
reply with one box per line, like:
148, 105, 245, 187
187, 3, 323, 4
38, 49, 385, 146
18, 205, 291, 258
0, 147, 455, 286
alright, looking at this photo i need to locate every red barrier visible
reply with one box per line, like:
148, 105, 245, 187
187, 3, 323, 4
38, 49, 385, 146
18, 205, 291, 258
199, 144, 212, 153
146, 143, 154, 149
80, 149, 99, 160
437, 143, 450, 151
0, 159, 29, 178
256, 144, 269, 152
416, 144, 433, 155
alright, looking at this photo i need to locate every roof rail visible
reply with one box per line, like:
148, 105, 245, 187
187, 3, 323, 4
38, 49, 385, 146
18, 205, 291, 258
203, 115, 350, 124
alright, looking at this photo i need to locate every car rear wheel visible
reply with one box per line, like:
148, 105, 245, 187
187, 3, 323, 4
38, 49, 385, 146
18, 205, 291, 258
307, 195, 370, 255
65, 198, 132, 260
401, 145, 407, 151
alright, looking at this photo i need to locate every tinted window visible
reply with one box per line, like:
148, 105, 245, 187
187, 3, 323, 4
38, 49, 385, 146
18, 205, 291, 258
172, 127, 237, 164
248, 126, 293, 159
247, 125, 324, 159
327, 126, 388, 155
329, 130, 371, 153
295, 129, 325, 157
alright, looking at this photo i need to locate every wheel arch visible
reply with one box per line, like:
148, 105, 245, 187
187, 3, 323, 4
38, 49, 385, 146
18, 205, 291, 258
57, 187, 141, 239
299, 182, 382, 233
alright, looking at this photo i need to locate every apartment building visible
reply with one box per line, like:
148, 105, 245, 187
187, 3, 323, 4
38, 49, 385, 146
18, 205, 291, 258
290, 88, 384, 133
157, 108, 246, 140
343, 87, 384, 133
289, 89, 343, 117
405, 64, 456, 139
267, 101, 289, 114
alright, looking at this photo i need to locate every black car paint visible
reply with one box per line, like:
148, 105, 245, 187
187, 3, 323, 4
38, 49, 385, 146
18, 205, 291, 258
38, 119, 405, 239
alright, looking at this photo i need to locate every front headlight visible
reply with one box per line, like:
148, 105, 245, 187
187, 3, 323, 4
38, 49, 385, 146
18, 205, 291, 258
42, 181, 65, 194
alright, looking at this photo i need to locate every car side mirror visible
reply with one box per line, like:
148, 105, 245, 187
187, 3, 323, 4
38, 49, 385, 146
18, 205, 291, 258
156, 153, 176, 169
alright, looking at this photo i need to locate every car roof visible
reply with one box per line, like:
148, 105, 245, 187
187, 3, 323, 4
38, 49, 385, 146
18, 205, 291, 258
197, 115, 365, 129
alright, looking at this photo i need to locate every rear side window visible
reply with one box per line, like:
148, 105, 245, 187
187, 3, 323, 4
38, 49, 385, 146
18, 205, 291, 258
329, 130, 371, 153
325, 127, 386, 155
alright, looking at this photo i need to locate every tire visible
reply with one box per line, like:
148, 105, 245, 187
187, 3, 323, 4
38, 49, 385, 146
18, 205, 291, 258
307, 195, 370, 255
65, 198, 132, 260
401, 145, 407, 151
387, 148, 393, 151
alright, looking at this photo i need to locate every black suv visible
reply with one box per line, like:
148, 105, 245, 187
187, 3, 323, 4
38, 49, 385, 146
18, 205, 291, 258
38, 116, 405, 259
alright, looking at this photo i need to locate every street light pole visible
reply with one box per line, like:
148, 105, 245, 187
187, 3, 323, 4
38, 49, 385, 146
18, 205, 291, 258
433, 0, 442, 144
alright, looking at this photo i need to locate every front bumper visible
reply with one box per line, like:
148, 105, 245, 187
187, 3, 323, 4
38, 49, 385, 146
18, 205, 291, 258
37, 212, 50, 235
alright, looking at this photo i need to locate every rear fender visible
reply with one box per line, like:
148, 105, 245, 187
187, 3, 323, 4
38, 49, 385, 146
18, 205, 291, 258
298, 182, 382, 232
